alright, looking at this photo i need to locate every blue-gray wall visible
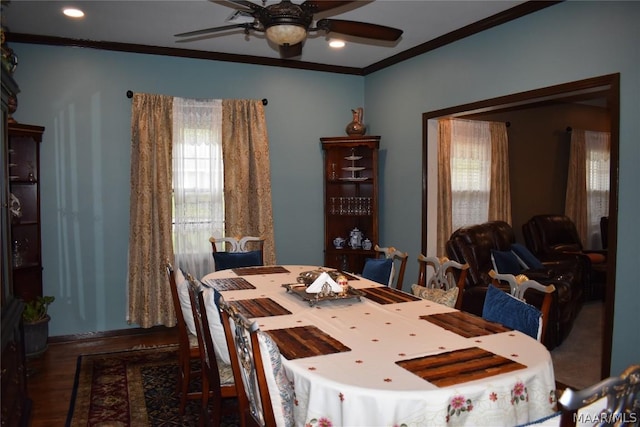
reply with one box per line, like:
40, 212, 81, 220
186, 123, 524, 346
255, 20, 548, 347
365, 1, 640, 376
10, 1, 638, 374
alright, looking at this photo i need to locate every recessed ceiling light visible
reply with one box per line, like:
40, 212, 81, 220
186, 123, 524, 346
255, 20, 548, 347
63, 8, 85, 18
329, 40, 345, 49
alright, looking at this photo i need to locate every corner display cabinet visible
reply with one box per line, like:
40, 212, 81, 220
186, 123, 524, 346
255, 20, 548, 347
2, 69, 32, 426
7, 122, 44, 302
321, 135, 379, 273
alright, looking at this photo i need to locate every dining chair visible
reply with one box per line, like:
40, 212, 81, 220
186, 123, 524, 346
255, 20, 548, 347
413, 254, 469, 309
486, 270, 556, 343
361, 244, 408, 290
165, 262, 202, 415
186, 276, 237, 426
557, 363, 639, 427
219, 299, 295, 427
209, 236, 265, 271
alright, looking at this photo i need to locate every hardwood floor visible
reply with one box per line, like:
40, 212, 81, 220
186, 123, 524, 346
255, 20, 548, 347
25, 326, 179, 426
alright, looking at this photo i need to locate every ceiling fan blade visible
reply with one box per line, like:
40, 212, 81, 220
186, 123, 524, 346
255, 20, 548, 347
279, 42, 303, 58
225, 0, 264, 13
175, 23, 252, 38
301, 0, 357, 14
315, 19, 403, 41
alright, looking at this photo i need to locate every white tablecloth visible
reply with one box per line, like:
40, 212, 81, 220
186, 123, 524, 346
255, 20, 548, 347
203, 265, 557, 427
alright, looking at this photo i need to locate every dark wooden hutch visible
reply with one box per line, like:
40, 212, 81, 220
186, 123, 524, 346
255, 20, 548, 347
2, 67, 33, 426
321, 135, 380, 274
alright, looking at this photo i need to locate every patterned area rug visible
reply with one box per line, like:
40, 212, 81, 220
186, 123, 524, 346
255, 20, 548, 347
66, 345, 240, 426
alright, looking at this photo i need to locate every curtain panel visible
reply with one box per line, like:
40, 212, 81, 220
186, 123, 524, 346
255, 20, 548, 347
436, 119, 453, 256
585, 131, 610, 249
173, 98, 224, 277
566, 129, 610, 248
488, 121, 512, 224
565, 129, 589, 245
128, 93, 175, 328
222, 99, 276, 265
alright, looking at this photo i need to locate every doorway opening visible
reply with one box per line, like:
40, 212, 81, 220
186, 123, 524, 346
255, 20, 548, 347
421, 73, 619, 379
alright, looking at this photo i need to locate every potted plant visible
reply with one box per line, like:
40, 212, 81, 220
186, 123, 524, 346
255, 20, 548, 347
22, 296, 55, 357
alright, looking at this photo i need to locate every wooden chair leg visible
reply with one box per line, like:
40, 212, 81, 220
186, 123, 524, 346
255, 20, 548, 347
178, 359, 190, 415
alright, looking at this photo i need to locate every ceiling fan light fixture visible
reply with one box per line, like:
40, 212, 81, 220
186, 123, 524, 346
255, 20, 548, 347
265, 24, 307, 46
329, 39, 345, 48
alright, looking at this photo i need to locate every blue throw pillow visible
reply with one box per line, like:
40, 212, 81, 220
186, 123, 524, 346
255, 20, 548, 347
511, 243, 544, 270
213, 250, 262, 271
482, 284, 542, 340
362, 258, 393, 286
490, 249, 522, 275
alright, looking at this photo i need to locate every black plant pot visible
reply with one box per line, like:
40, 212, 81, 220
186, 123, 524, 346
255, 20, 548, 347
23, 315, 50, 357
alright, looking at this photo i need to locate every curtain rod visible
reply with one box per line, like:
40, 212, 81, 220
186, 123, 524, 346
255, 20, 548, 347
125, 90, 268, 105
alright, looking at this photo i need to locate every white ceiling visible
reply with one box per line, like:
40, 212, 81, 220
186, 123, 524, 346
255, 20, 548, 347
3, 0, 535, 70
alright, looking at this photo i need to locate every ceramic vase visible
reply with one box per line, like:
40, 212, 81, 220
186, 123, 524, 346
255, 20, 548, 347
346, 107, 366, 136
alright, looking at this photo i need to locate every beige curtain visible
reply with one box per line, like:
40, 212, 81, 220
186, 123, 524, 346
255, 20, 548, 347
436, 119, 453, 256
127, 93, 175, 328
488, 121, 512, 223
565, 129, 588, 245
221, 99, 276, 265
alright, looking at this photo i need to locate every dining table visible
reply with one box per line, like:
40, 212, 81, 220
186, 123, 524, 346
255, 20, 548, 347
202, 265, 557, 427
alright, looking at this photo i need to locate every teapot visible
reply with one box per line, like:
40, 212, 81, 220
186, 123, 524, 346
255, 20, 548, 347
333, 237, 346, 249
349, 227, 363, 249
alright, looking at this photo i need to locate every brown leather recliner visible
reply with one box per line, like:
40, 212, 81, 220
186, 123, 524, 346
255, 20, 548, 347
446, 220, 586, 349
522, 214, 607, 300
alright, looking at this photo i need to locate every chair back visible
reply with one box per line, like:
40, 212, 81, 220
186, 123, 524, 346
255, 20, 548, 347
445, 220, 516, 291
417, 255, 468, 309
219, 299, 294, 427
210, 236, 265, 271
166, 263, 190, 351
165, 262, 203, 415
362, 244, 408, 290
186, 276, 223, 426
522, 214, 584, 257
558, 364, 640, 427
488, 270, 555, 343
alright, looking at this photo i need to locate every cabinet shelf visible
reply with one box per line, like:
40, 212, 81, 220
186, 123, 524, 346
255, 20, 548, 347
325, 248, 376, 255
9, 180, 38, 185
327, 180, 372, 185
11, 262, 42, 271
10, 221, 38, 227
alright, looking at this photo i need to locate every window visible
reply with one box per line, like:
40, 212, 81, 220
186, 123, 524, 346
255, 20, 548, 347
172, 98, 224, 277
450, 119, 491, 231
585, 131, 610, 249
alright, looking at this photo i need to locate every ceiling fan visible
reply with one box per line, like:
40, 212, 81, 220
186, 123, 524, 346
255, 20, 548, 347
175, 0, 403, 59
